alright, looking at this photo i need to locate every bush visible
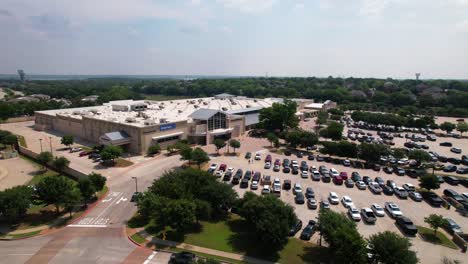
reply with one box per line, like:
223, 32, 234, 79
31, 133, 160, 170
147, 144, 161, 155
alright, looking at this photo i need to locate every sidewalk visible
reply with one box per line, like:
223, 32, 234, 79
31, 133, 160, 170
136, 230, 276, 264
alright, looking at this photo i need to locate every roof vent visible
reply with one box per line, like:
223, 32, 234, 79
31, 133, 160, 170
126, 117, 136, 123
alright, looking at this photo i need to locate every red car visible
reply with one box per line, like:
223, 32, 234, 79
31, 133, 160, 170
333, 175, 343, 185
339, 172, 348, 180
219, 164, 227, 171
79, 151, 91, 157
274, 159, 281, 166
265, 154, 272, 163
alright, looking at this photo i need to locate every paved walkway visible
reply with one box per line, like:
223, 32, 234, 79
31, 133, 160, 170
137, 230, 276, 264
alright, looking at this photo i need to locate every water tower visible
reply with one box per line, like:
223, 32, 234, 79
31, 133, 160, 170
17, 70, 25, 82
415, 73, 421, 81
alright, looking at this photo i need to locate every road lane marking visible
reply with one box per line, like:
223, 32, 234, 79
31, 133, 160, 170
116, 197, 128, 205
67, 224, 107, 228
7, 254, 34, 256
143, 251, 157, 264
90, 192, 124, 224
67, 192, 124, 227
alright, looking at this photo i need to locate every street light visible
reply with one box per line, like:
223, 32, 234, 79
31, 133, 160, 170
49, 136, 53, 155
39, 138, 43, 152
131, 177, 138, 193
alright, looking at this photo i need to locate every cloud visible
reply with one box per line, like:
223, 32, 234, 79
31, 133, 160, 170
455, 19, 468, 32
216, 0, 276, 13
27, 14, 78, 38
219, 25, 232, 34
0, 9, 13, 17
293, 3, 305, 11
358, 0, 393, 18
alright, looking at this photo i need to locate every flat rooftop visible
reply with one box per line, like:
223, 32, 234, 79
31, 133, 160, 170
36, 97, 283, 127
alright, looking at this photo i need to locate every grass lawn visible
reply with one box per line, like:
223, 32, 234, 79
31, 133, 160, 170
27, 170, 60, 185
417, 226, 458, 249
0, 230, 42, 239
16, 134, 27, 148
114, 158, 134, 167
145, 214, 330, 263
131, 233, 147, 244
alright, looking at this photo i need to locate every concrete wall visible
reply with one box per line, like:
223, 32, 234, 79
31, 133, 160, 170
141, 120, 189, 152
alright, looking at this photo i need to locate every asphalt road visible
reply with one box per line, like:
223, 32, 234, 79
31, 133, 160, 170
0, 155, 183, 264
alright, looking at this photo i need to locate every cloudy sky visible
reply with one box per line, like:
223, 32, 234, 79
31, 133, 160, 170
0, 0, 467, 78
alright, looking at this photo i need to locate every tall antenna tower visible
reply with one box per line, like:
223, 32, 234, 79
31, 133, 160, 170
17, 69, 26, 82
415, 73, 421, 81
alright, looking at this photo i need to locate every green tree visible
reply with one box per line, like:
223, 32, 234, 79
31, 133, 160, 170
166, 144, 176, 154
37, 151, 53, 171
358, 143, 390, 163
61, 135, 74, 149
36, 175, 80, 214
52, 156, 70, 173
456, 122, 468, 136
419, 174, 440, 191
78, 178, 96, 205
0, 186, 33, 223
179, 145, 193, 161
273, 137, 280, 148
285, 130, 303, 148
213, 139, 226, 154
300, 131, 318, 148
316, 111, 328, 125
147, 144, 161, 156
321, 141, 357, 158
191, 147, 210, 168
392, 148, 407, 160
63, 187, 82, 218
2, 134, 17, 147
88, 172, 106, 191
100, 145, 123, 162
439, 122, 456, 134
259, 100, 298, 131
229, 139, 240, 153
367, 231, 418, 264
407, 150, 431, 165
318, 210, 367, 263
424, 214, 448, 235
239, 192, 297, 249
266, 132, 277, 147
320, 121, 344, 140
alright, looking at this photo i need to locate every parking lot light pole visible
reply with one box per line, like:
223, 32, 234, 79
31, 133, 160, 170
132, 176, 138, 193
49, 136, 53, 155
39, 138, 43, 152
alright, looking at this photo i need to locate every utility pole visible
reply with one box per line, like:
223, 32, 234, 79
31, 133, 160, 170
132, 176, 138, 193
39, 138, 43, 152
49, 136, 53, 155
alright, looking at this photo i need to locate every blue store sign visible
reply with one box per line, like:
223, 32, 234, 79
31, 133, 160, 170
160, 123, 176, 131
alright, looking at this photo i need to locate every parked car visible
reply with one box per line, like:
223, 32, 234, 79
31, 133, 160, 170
395, 167, 405, 176
320, 200, 331, 210
130, 192, 142, 202
409, 191, 422, 202
351, 172, 361, 182
328, 192, 339, 204
301, 171, 309, 179
383, 166, 394, 174
345, 179, 354, 188
361, 208, 377, 224
295, 192, 305, 204
444, 218, 462, 234
264, 162, 271, 169
443, 165, 457, 173
382, 185, 394, 195
443, 176, 460, 185
244, 152, 251, 159
371, 204, 385, 217
369, 182, 383, 194
289, 220, 303, 236
307, 154, 315, 160
422, 192, 444, 207
255, 153, 261, 160
265, 154, 272, 163
374, 177, 385, 187
333, 175, 343, 185
356, 181, 367, 190
395, 216, 418, 236
261, 185, 271, 194
307, 198, 318, 209
170, 252, 196, 264
402, 183, 416, 192
293, 183, 302, 194
322, 174, 331, 183
456, 167, 468, 174
443, 189, 465, 203
300, 220, 317, 240
312, 170, 321, 181
348, 207, 361, 221
451, 147, 462, 154
253, 172, 261, 182
373, 164, 381, 171
341, 196, 354, 208
439, 142, 452, 147
250, 181, 259, 190
240, 178, 249, 188
385, 202, 403, 218
394, 187, 408, 199
244, 170, 252, 180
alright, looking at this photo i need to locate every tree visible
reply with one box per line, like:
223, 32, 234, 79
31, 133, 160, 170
238, 192, 297, 249
100, 145, 123, 162
61, 135, 74, 149
300, 131, 318, 148
358, 143, 390, 163
213, 139, 226, 154
63, 187, 82, 218
321, 141, 357, 158
273, 137, 280, 148
88, 172, 107, 191
367, 231, 418, 264
424, 214, 448, 235
316, 111, 328, 125
456, 122, 468, 136
147, 144, 161, 156
37, 151, 53, 171
285, 130, 303, 148
407, 150, 431, 165
439, 122, 456, 134
320, 121, 344, 140
229, 139, 240, 153
0, 186, 33, 223
191, 147, 210, 168
36, 175, 80, 214
2, 134, 17, 147
179, 145, 193, 161
52, 156, 70, 173
419, 174, 440, 191
78, 178, 96, 205
318, 210, 367, 263
266, 132, 277, 147
392, 148, 407, 160
259, 100, 298, 131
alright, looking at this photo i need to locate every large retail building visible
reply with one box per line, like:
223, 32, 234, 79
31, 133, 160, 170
34, 94, 335, 154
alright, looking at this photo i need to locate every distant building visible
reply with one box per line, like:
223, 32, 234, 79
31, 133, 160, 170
303, 100, 337, 117
17, 70, 25, 82
30, 94, 51, 101
9, 96, 40, 103
81, 95, 99, 102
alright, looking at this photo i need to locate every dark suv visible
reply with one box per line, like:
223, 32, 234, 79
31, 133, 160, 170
289, 220, 303, 236
422, 192, 444, 207
395, 216, 418, 236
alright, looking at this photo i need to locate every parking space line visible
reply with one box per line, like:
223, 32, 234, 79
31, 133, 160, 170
142, 251, 157, 264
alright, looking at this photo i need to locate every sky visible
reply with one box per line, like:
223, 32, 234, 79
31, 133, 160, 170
0, 0, 467, 79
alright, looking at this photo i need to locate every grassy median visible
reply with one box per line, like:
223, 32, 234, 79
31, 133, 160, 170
417, 226, 458, 249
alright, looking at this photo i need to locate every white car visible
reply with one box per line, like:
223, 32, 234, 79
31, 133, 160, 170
301, 171, 309, 179
385, 202, 403, 218
312, 170, 321, 180
402, 183, 415, 192
255, 153, 261, 160
329, 168, 339, 177
397, 158, 408, 165
274, 178, 281, 185
293, 183, 302, 194
356, 181, 366, 190
264, 162, 271, 169
209, 164, 217, 171
70, 147, 82, 152
291, 160, 298, 166
251, 181, 259, 190
462, 193, 468, 200
348, 207, 361, 221
328, 192, 339, 204
215, 170, 223, 177
273, 184, 281, 195
341, 196, 354, 208
227, 167, 234, 174
261, 185, 271, 194
371, 204, 385, 217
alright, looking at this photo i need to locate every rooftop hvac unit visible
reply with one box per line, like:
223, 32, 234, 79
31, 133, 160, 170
144, 120, 156, 126
73, 110, 82, 115
178, 110, 183, 113
203, 102, 208, 105
125, 117, 136, 123
159, 105, 165, 109
246, 105, 251, 108
160, 118, 168, 123
89, 109, 98, 114
222, 107, 228, 111
254, 99, 258, 102
194, 105, 199, 108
